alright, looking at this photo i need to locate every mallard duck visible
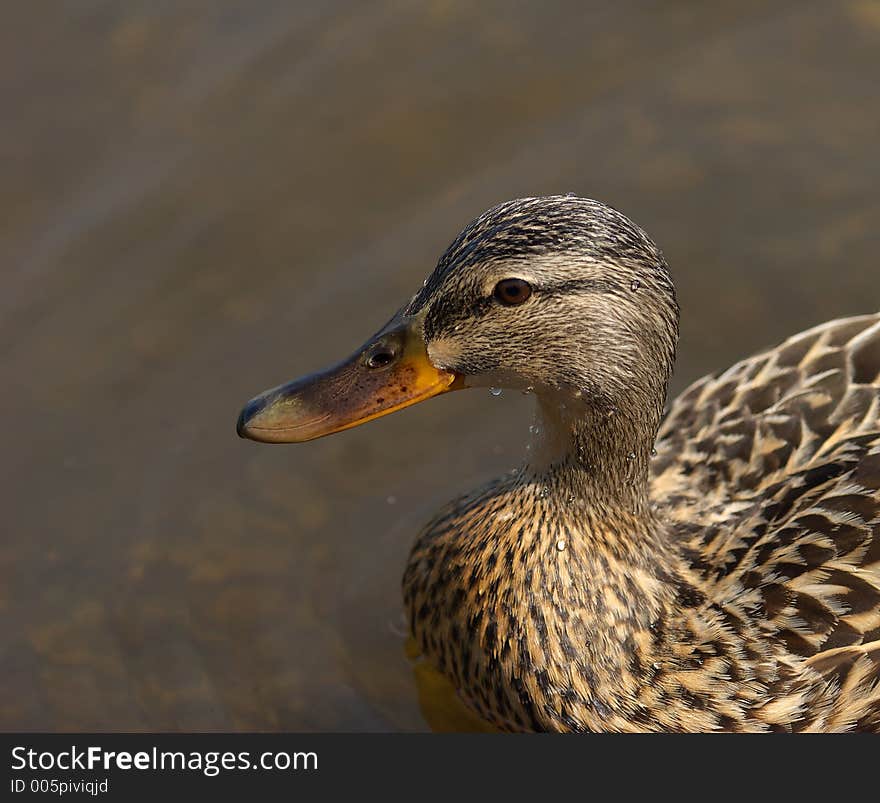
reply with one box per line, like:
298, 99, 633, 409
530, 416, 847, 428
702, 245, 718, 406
237, 196, 880, 732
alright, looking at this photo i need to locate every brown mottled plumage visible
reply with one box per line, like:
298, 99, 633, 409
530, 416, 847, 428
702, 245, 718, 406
240, 196, 880, 731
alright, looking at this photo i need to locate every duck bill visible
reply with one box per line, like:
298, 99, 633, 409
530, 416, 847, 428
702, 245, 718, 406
236, 314, 460, 443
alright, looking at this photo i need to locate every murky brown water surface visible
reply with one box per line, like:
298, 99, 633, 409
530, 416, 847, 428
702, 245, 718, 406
2, 1, 880, 730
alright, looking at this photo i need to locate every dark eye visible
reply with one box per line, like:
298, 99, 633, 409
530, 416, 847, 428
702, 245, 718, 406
493, 278, 533, 306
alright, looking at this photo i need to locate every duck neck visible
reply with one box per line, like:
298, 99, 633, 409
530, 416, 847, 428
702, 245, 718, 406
511, 390, 695, 721
523, 389, 661, 515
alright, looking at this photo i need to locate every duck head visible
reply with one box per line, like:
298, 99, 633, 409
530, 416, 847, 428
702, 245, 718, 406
237, 196, 679, 456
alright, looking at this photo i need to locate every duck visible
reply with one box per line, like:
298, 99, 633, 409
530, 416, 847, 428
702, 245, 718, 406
237, 195, 880, 732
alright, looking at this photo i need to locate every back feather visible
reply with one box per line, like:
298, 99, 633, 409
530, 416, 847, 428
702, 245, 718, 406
652, 315, 880, 729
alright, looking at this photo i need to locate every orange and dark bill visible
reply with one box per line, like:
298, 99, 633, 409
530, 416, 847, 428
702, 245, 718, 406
236, 313, 461, 443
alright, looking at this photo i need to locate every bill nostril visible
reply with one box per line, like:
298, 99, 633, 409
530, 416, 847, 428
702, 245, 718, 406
365, 348, 396, 369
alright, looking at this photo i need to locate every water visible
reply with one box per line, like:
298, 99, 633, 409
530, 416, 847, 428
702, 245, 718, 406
3, 1, 880, 732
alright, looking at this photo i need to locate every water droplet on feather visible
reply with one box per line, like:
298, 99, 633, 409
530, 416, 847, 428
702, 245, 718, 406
593, 701, 610, 717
